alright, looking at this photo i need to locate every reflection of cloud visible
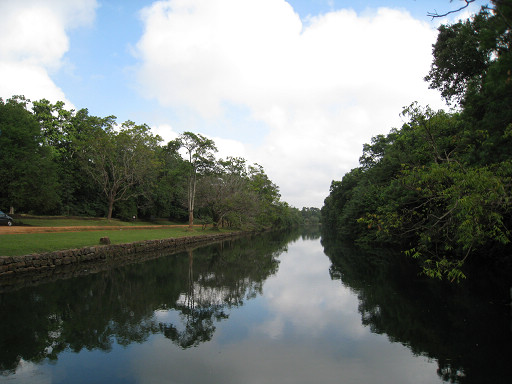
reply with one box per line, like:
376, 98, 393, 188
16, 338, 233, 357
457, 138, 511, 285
256, 239, 365, 339
132, 238, 440, 383
113, 237, 442, 383
256, 315, 285, 340
5, 359, 52, 384
131, 321, 439, 384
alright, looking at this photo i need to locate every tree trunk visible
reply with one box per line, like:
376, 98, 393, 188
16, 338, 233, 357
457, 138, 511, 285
107, 198, 114, 221
188, 210, 194, 230
187, 172, 196, 230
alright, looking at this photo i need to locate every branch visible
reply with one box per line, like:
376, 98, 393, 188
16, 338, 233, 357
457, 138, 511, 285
427, 0, 476, 19
431, 199, 459, 227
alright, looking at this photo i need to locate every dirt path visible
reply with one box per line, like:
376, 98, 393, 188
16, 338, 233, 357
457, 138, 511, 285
0, 225, 198, 235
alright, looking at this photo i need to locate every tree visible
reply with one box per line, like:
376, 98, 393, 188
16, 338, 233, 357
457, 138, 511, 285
424, 11, 493, 104
247, 164, 290, 228
31, 99, 104, 216
300, 207, 321, 225
397, 161, 510, 281
32, 99, 74, 152
425, 2, 512, 164
0, 96, 60, 214
196, 157, 258, 228
323, 101, 511, 281
78, 119, 162, 220
150, 141, 189, 220
323, 0, 512, 282
174, 132, 217, 229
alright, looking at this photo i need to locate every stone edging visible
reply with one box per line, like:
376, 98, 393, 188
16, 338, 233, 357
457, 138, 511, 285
0, 231, 249, 292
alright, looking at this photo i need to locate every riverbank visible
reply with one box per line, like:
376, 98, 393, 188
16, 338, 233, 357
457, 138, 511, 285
0, 225, 218, 256
0, 230, 248, 292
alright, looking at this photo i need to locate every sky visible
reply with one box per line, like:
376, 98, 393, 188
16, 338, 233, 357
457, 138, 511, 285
0, 0, 485, 209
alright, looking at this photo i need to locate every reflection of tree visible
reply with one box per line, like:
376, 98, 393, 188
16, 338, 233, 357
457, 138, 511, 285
0, 230, 299, 375
321, 232, 512, 384
159, 249, 228, 348
300, 226, 321, 240
158, 230, 292, 348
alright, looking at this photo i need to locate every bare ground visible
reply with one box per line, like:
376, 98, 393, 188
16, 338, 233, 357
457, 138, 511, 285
0, 225, 197, 235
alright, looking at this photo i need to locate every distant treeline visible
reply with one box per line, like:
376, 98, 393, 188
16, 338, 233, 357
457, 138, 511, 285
0, 96, 319, 230
322, 2, 512, 280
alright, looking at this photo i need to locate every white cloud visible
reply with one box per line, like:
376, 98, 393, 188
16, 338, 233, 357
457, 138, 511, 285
0, 0, 97, 105
135, 0, 446, 208
0, 62, 69, 104
150, 123, 179, 143
212, 135, 249, 161
150, 123, 249, 162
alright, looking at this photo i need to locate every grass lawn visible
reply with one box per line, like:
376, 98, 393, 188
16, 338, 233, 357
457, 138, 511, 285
0, 227, 231, 256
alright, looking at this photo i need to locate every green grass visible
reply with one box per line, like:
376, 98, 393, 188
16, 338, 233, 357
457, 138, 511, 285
0, 228, 228, 256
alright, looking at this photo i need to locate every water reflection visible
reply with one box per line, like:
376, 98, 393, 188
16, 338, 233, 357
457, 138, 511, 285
0, 231, 296, 375
1, 228, 508, 383
321, 233, 512, 384
128, 234, 440, 384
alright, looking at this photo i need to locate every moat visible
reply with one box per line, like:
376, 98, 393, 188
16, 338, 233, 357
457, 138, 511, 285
1, 229, 510, 383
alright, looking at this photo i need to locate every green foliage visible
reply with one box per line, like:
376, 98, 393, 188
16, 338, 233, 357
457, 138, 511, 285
196, 157, 256, 228
323, 2, 512, 281
195, 157, 300, 230
424, 13, 491, 104
77, 119, 162, 220
0, 96, 60, 214
0, 96, 298, 233
324, 104, 512, 280
150, 143, 189, 220
300, 207, 321, 225
172, 131, 218, 228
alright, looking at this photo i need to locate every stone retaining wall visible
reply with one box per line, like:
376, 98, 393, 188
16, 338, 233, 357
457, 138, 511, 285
0, 232, 248, 292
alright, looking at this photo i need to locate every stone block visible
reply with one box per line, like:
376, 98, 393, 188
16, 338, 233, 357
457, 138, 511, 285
100, 237, 111, 245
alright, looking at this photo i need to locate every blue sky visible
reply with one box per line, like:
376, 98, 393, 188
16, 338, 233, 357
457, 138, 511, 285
0, 0, 485, 208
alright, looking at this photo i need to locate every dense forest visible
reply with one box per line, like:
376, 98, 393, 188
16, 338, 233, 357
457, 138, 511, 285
0, 96, 321, 230
322, 1, 512, 281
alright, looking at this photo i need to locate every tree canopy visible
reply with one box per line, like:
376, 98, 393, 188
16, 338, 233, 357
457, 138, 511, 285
322, 1, 512, 281
0, 96, 60, 214
0, 96, 305, 230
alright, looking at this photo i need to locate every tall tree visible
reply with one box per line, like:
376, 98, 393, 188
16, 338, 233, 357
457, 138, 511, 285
150, 141, 189, 220
196, 157, 258, 228
78, 119, 162, 220
248, 164, 283, 227
174, 132, 217, 229
0, 96, 60, 214
32, 99, 74, 152
424, 14, 491, 104
31, 99, 102, 215
425, 2, 512, 164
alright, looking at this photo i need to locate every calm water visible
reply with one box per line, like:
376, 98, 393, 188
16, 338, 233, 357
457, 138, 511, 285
1, 230, 510, 383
